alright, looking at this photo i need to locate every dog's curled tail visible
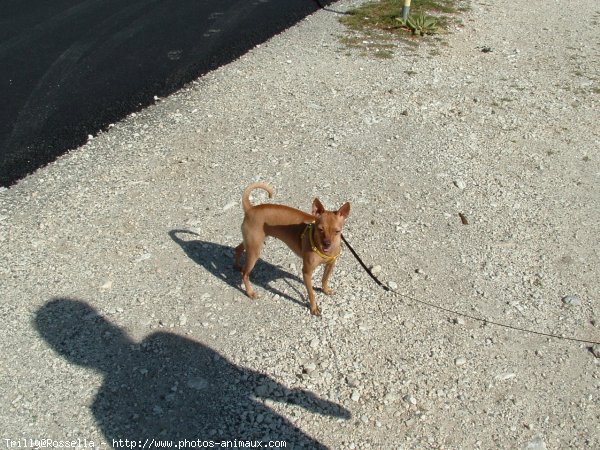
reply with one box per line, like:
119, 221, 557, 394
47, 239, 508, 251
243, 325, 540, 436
242, 182, 274, 212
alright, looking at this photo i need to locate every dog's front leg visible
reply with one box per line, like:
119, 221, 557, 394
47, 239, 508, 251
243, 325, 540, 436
321, 261, 336, 296
303, 266, 321, 316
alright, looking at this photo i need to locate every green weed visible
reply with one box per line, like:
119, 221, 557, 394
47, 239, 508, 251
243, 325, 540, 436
339, 0, 469, 57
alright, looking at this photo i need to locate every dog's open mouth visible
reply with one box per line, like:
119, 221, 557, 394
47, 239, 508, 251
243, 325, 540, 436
322, 244, 331, 254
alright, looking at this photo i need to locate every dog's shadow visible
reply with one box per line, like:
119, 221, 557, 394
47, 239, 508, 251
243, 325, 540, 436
169, 230, 307, 308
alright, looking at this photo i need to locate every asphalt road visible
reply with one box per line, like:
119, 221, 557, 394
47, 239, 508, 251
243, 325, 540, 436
0, 0, 331, 187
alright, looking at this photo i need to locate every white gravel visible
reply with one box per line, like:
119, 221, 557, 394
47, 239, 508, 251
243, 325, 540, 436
1, 1, 599, 449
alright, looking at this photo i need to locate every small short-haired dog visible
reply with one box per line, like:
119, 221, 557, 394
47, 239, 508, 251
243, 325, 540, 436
234, 183, 350, 315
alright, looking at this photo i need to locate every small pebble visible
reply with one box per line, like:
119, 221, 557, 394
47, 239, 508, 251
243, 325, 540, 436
562, 295, 581, 306
495, 372, 516, 381
403, 395, 417, 405
453, 179, 467, 189
524, 434, 547, 450
383, 392, 398, 403
303, 362, 317, 374
455, 357, 467, 366
358, 322, 372, 332
346, 376, 359, 388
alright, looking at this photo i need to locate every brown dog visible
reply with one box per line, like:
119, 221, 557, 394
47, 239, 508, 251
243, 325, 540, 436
234, 183, 350, 316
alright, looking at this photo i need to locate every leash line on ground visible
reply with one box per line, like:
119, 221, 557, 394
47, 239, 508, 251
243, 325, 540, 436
341, 234, 600, 347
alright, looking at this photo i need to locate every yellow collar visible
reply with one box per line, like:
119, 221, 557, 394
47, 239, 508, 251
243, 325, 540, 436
301, 223, 340, 263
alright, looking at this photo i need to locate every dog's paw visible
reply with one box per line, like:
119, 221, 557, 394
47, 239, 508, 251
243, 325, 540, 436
322, 287, 335, 296
247, 291, 258, 300
310, 305, 322, 316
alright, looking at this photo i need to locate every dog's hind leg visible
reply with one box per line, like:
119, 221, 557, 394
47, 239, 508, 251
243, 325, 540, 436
234, 243, 245, 269
240, 235, 264, 299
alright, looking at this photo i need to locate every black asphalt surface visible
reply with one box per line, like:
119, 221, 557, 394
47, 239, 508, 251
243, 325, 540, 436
0, 0, 332, 187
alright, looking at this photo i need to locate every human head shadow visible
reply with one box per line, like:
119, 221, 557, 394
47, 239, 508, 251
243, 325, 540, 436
169, 229, 307, 308
35, 298, 350, 446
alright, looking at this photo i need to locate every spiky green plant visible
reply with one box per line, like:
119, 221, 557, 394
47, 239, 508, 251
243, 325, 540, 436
399, 13, 439, 36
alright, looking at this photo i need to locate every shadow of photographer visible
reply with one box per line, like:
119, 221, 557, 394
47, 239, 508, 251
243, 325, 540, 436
35, 298, 350, 447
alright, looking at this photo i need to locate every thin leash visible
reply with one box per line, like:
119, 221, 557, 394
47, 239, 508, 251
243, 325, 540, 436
340, 234, 600, 347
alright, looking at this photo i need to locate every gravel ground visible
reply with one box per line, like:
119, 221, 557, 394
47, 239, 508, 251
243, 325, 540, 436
1, 1, 599, 449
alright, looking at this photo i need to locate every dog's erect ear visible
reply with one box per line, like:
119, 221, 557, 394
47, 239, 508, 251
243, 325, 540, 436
337, 202, 350, 219
312, 198, 325, 216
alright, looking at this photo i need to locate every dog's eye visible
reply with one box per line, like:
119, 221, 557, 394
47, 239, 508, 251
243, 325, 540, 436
335, 230, 341, 234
